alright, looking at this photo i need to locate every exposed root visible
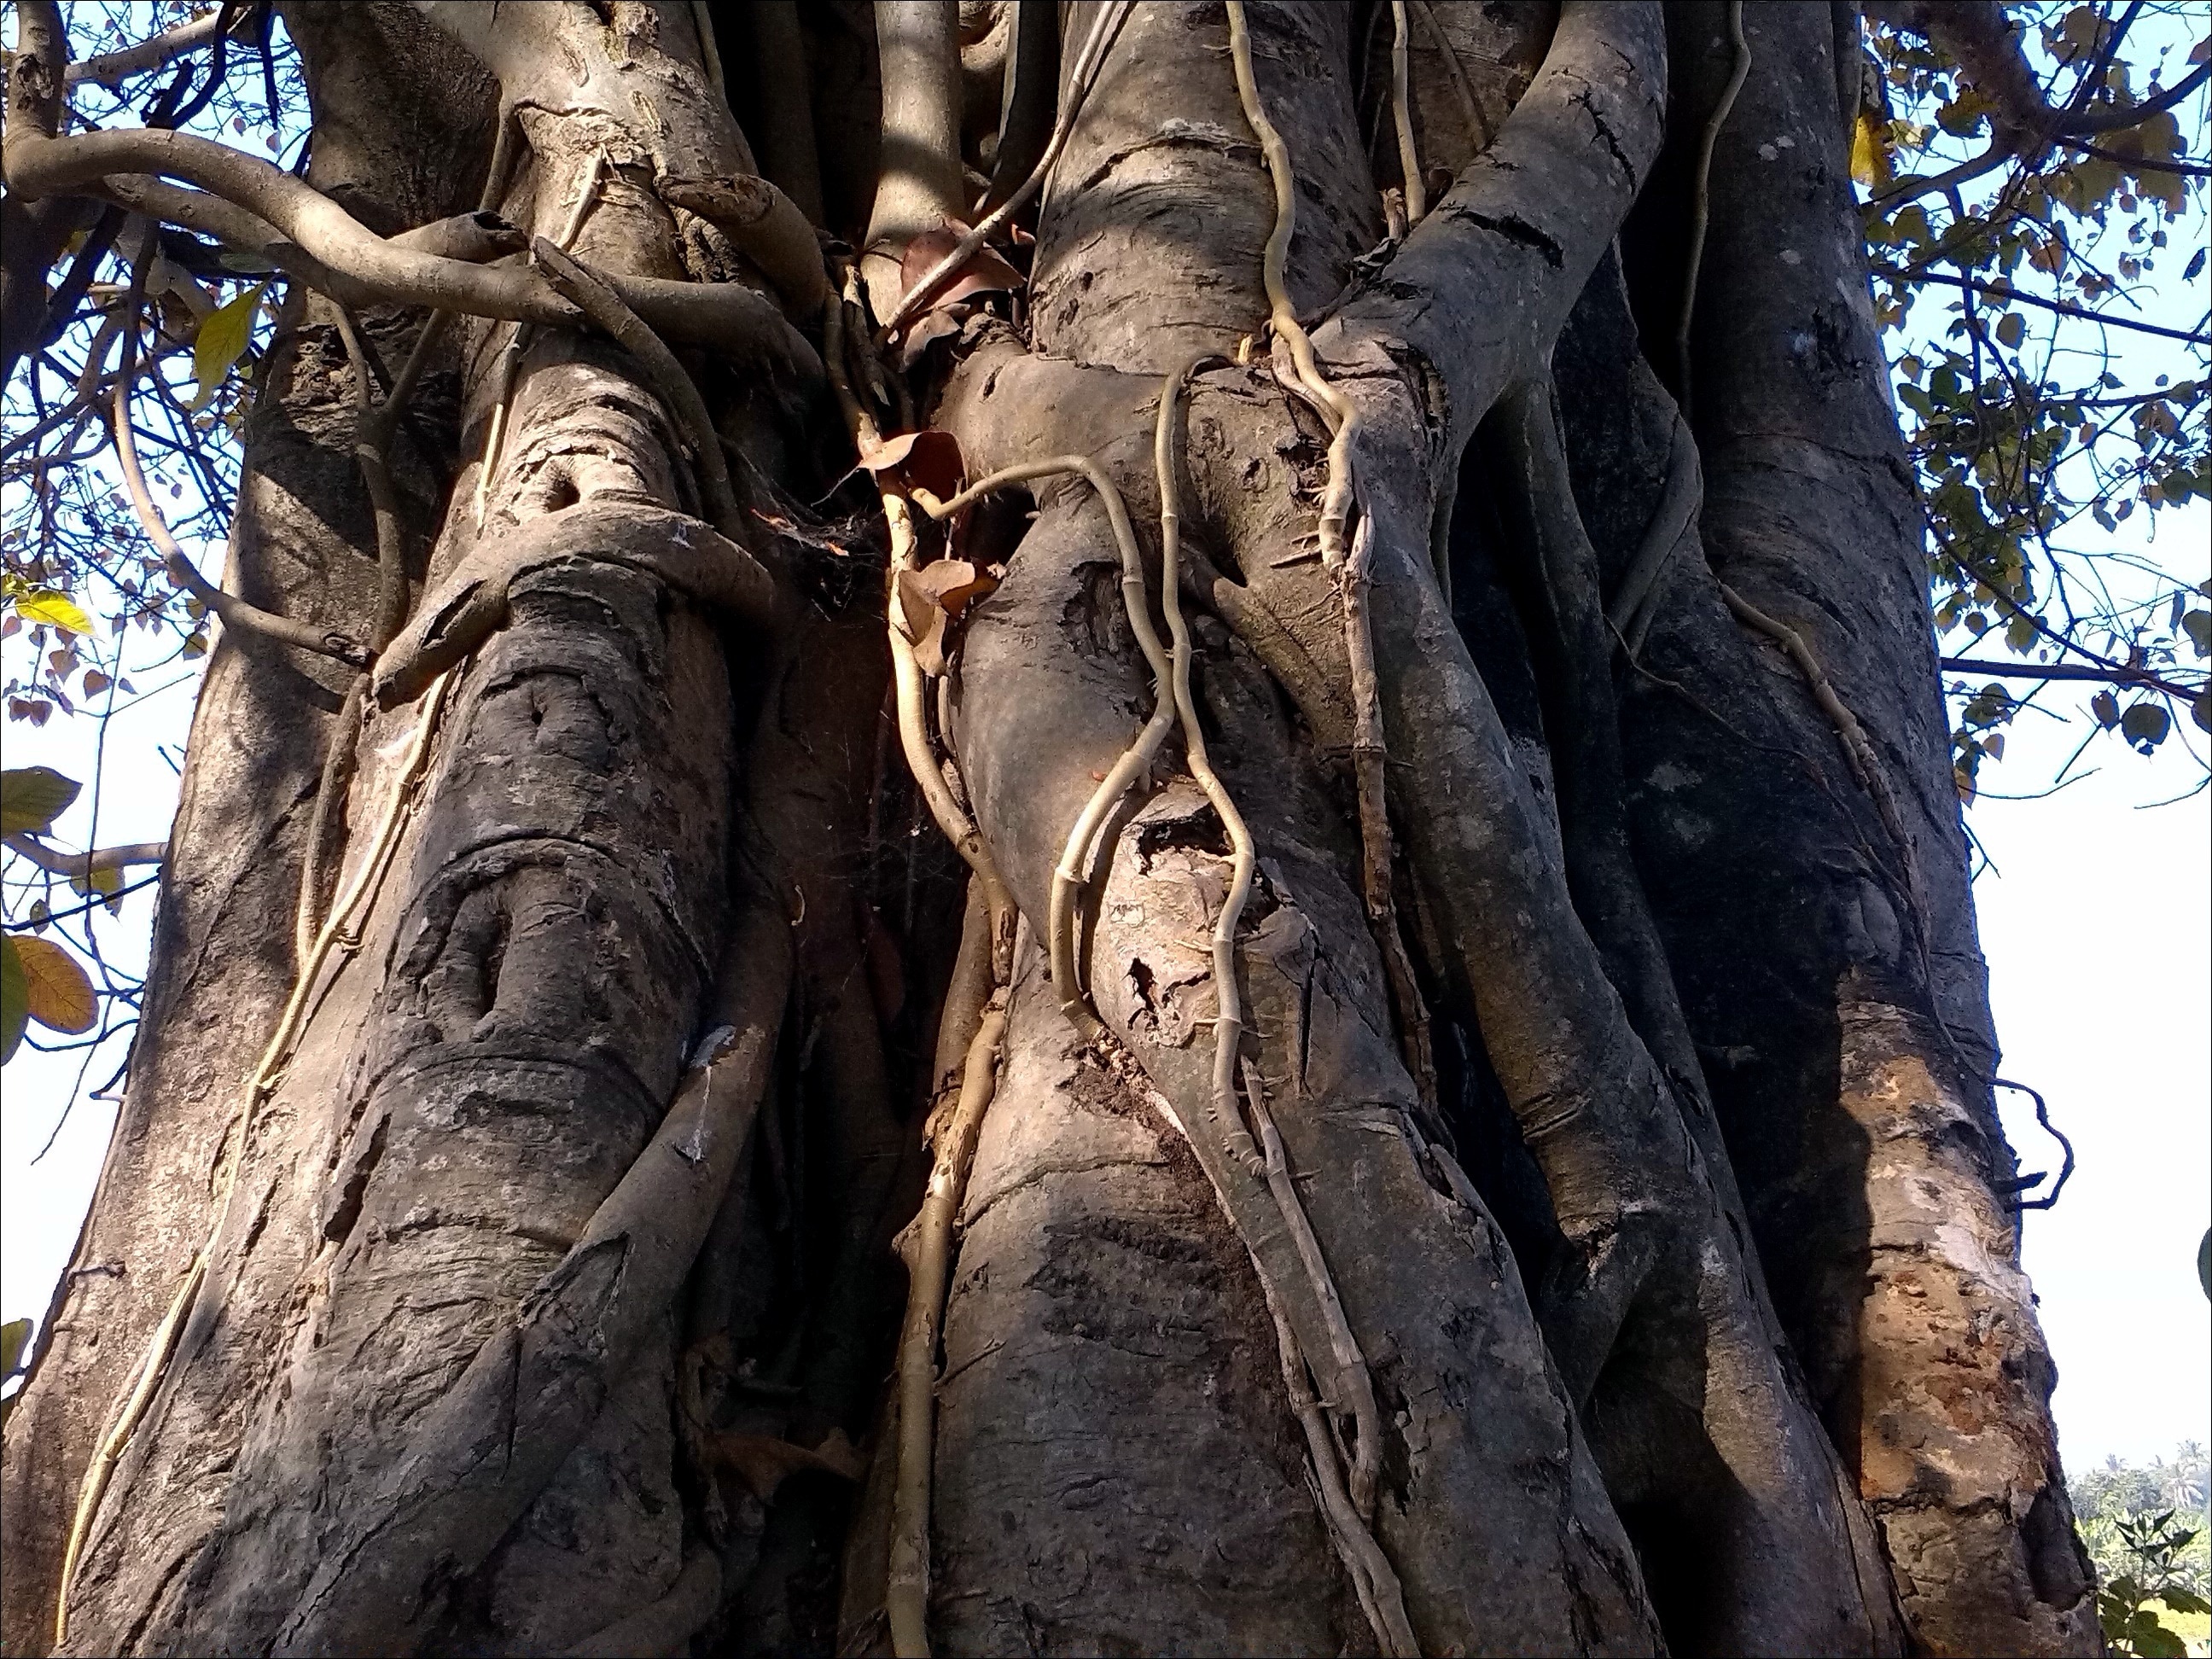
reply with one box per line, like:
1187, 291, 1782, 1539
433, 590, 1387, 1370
56, 669, 455, 1648
1715, 584, 1908, 851
887, 985, 1010, 1659
474, 148, 606, 530
1258, 1263, 1417, 1659
1225, 4, 1434, 1112
912, 456, 1167, 1040
1390, 3, 1427, 224
1242, 1062, 1381, 1523
1156, 354, 1266, 1176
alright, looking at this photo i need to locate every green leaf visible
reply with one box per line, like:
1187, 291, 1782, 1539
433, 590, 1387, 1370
0, 1318, 27, 1382
189, 282, 265, 410
2120, 701, 2171, 751
2160, 1586, 2211, 1616
11, 589, 95, 635
1994, 311, 2025, 349
0, 934, 26, 1065
1, 766, 80, 835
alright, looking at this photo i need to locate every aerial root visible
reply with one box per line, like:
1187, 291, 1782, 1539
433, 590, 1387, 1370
887, 976, 1010, 1659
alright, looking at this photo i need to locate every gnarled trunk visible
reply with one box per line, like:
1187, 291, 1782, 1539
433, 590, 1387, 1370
2, 3, 2096, 1656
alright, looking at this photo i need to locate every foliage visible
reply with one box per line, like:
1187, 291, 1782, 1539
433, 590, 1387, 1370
1858, 3, 2210, 800
2075, 1445, 2212, 1656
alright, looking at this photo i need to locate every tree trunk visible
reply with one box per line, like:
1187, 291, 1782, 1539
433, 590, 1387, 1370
1, 3, 2098, 1655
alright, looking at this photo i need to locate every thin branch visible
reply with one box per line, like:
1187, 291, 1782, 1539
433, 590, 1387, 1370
2054, 134, 2212, 180
1939, 655, 2201, 697
64, 12, 226, 88
1885, 268, 2212, 345
3, 835, 168, 879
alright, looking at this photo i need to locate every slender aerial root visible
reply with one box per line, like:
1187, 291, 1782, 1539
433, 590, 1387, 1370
1224, 2, 1357, 566
55, 667, 455, 1649
911, 456, 1171, 1039
1390, 3, 1427, 224
887, 984, 1010, 1659
1224, 4, 1436, 1112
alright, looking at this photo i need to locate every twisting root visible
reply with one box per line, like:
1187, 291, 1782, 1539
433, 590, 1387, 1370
824, 294, 1016, 980
888, 981, 1010, 1659
56, 669, 455, 1649
1225, 0, 1358, 567
1155, 354, 1266, 1174
112, 367, 369, 667
912, 457, 1167, 1040
1156, 361, 1408, 1642
1676, 0, 1749, 423
1607, 410, 1701, 655
1390, 3, 1427, 223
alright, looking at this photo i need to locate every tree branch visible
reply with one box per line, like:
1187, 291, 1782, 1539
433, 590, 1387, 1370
1940, 655, 2202, 697
64, 12, 227, 90
1883, 267, 2212, 345
3, 835, 168, 878
1330, 0, 1668, 452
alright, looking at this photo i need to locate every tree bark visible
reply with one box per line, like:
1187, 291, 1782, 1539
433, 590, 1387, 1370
0, 4, 2096, 1655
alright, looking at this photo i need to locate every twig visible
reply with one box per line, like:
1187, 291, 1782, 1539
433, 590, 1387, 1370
3, 834, 166, 879
1939, 655, 2199, 695
1676, 0, 1749, 423
1994, 1078, 2075, 1211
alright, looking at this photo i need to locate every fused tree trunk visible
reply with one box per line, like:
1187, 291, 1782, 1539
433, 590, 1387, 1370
1, 3, 2098, 1656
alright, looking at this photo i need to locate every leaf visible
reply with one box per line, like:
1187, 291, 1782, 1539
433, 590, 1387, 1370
189, 282, 265, 409
1, 766, 80, 834
894, 559, 1000, 676
702, 1427, 864, 1501
0, 935, 26, 1064
11, 589, 95, 635
1851, 111, 1891, 188
2091, 690, 2122, 728
14, 936, 96, 1034
2160, 1586, 2211, 1616
1994, 311, 2025, 350
896, 221, 1025, 317
2184, 610, 2212, 657
2119, 701, 2170, 752
0, 1318, 27, 1381
855, 428, 965, 502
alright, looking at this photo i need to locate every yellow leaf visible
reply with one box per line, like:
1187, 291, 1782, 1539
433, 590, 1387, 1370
0, 935, 26, 1062
189, 282, 265, 409
13, 935, 95, 1035
1, 766, 80, 835
1852, 112, 1892, 189
11, 590, 94, 635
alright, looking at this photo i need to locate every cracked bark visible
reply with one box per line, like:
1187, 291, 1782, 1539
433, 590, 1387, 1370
1, 4, 2095, 1655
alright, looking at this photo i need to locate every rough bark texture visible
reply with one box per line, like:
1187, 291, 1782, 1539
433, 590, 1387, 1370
1, 3, 2095, 1656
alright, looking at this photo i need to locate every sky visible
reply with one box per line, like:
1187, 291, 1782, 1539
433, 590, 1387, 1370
3, 3, 2208, 1490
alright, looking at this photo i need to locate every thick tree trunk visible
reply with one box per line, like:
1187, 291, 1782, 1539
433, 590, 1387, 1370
1, 3, 2095, 1656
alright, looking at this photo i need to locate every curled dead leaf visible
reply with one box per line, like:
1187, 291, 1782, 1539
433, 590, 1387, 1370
894, 560, 1001, 675
857, 428, 966, 502
704, 1427, 865, 1501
